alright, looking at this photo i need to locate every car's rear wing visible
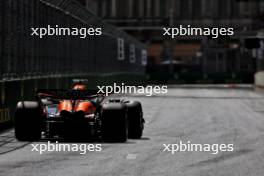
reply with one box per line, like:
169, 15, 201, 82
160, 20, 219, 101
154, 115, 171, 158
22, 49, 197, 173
36, 89, 105, 100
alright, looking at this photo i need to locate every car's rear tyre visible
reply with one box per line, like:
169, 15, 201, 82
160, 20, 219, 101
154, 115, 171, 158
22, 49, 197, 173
126, 101, 144, 139
14, 101, 42, 141
100, 103, 127, 142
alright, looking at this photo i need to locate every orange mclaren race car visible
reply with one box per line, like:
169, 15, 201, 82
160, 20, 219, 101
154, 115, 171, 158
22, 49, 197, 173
14, 83, 144, 142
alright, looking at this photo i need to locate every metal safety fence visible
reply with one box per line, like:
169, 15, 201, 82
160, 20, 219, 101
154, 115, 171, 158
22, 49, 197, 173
0, 0, 147, 80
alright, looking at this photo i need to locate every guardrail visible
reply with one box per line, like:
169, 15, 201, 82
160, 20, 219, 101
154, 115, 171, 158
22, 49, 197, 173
0, 0, 147, 80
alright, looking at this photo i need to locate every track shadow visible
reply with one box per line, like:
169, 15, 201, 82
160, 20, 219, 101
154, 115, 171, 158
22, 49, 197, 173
137, 137, 150, 140
39, 138, 140, 144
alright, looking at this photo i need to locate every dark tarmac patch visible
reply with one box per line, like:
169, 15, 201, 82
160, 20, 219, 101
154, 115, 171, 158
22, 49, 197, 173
0, 130, 29, 155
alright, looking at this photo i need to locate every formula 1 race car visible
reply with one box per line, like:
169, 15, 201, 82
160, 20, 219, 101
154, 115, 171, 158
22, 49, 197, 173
14, 84, 144, 142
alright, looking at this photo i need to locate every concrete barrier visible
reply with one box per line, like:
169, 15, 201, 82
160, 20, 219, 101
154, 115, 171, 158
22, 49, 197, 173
255, 71, 264, 91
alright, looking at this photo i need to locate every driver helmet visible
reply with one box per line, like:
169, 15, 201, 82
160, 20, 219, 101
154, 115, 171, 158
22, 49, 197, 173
72, 82, 87, 90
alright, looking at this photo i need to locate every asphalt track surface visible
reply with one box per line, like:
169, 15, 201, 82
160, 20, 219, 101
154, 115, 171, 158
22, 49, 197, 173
1, 88, 264, 176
